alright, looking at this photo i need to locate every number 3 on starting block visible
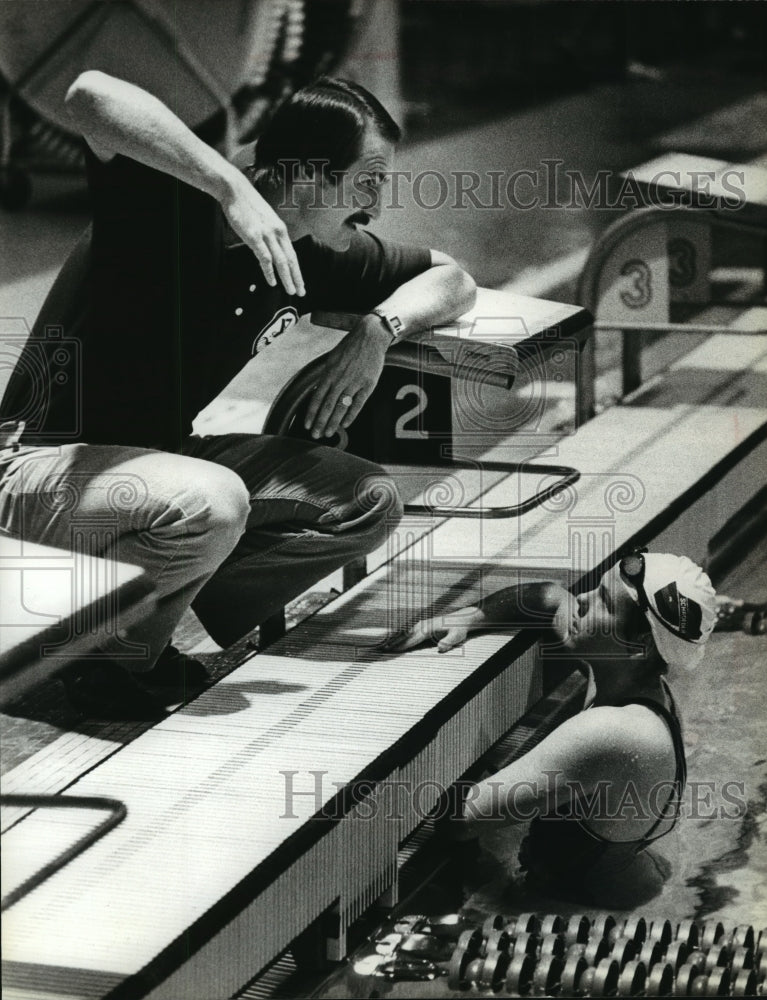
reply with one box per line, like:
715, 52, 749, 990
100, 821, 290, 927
596, 222, 670, 328
667, 219, 711, 305
595, 218, 711, 328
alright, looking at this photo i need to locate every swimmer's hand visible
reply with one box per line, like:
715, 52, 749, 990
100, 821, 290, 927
379, 606, 487, 653
221, 173, 305, 297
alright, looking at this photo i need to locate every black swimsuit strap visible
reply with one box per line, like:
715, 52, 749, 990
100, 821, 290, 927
578, 681, 686, 848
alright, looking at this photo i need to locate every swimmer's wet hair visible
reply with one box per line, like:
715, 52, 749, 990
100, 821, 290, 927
252, 77, 401, 186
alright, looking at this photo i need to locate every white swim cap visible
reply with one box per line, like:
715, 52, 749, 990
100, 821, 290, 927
620, 552, 717, 670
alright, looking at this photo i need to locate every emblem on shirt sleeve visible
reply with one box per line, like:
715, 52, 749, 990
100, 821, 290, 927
251, 307, 299, 355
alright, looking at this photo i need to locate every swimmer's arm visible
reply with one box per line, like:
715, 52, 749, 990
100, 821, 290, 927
64, 70, 304, 296
461, 706, 637, 833
477, 581, 568, 628
380, 582, 567, 653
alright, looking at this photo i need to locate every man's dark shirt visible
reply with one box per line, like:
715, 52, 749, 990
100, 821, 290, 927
1, 147, 431, 452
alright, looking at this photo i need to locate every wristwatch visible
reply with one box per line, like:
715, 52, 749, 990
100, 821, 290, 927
369, 307, 404, 344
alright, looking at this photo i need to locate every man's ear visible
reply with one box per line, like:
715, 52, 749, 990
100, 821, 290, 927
294, 162, 315, 181
287, 163, 325, 208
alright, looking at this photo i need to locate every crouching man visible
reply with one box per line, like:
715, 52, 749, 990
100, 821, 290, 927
0, 72, 476, 719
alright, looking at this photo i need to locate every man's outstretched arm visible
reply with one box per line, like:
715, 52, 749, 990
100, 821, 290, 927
305, 249, 476, 438
65, 70, 305, 296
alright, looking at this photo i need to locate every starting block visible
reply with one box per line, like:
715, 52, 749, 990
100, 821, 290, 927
264, 287, 593, 518
577, 153, 767, 400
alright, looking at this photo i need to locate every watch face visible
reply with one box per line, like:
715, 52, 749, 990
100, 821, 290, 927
372, 310, 394, 339
375, 310, 402, 337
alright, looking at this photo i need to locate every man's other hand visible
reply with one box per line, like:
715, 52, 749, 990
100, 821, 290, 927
304, 316, 392, 439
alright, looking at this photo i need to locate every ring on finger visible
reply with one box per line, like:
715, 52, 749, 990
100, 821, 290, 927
340, 394, 354, 407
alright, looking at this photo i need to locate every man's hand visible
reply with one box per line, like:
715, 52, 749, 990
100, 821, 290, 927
221, 174, 305, 297
64, 71, 306, 298
380, 607, 487, 653
304, 315, 392, 439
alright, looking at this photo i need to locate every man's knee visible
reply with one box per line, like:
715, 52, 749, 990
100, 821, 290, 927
169, 462, 250, 555
324, 464, 403, 557
197, 467, 251, 543
353, 467, 404, 531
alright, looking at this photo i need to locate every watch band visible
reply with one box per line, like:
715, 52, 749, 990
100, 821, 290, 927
370, 308, 404, 344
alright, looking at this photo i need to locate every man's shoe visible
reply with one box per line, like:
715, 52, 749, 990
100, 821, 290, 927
61, 660, 169, 721
142, 645, 209, 688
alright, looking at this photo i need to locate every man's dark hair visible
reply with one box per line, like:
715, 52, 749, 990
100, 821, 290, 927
252, 76, 400, 186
